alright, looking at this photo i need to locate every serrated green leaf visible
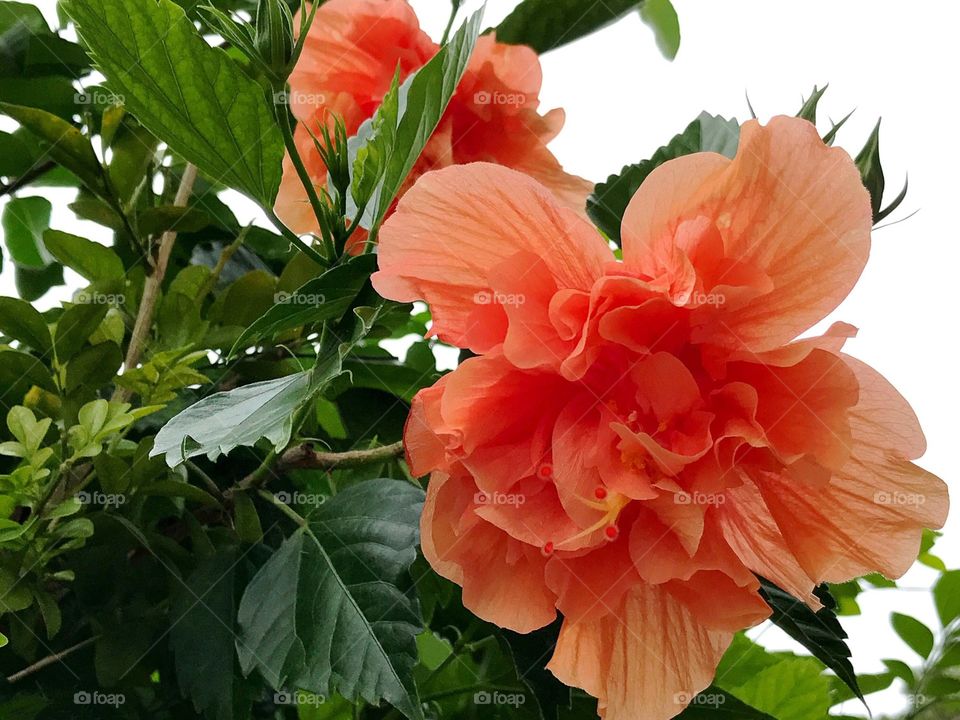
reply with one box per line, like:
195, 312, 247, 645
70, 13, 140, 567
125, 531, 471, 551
151, 370, 312, 466
350, 9, 483, 232
237, 478, 425, 720
588, 112, 739, 242
65, 0, 284, 202
758, 579, 862, 703
229, 254, 375, 357
495, 0, 641, 54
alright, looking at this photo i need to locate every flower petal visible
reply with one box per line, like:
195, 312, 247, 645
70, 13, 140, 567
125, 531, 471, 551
547, 583, 731, 720
373, 163, 613, 353
622, 116, 872, 351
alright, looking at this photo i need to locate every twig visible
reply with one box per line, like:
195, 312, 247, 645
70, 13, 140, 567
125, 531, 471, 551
112, 163, 198, 402
0, 160, 56, 197
277, 441, 404, 472
228, 441, 404, 498
5, 636, 99, 683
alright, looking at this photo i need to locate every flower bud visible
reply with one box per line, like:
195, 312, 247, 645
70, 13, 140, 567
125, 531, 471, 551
255, 0, 294, 75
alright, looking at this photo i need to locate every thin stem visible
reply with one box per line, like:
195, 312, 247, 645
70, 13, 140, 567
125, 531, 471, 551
256, 488, 307, 528
277, 106, 330, 232
440, 0, 462, 44
264, 206, 329, 267
185, 459, 226, 505
0, 159, 56, 197
278, 441, 404, 472
113, 163, 198, 402
5, 636, 99, 683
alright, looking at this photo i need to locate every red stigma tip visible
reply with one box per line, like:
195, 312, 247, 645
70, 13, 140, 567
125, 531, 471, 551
594, 487, 608, 500
604, 525, 619, 540
539, 464, 552, 478
542, 541, 554, 555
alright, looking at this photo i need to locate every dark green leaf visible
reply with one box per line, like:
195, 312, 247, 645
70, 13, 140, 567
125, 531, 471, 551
53, 301, 109, 362
64, 341, 122, 391
675, 687, 776, 718
14, 262, 64, 301
588, 112, 739, 242
229, 254, 375, 357
495, 0, 640, 54
137, 205, 214, 236
796, 85, 828, 123
0, 296, 52, 353
65, 0, 284, 202
141, 479, 221, 506
237, 478, 425, 720
171, 549, 253, 720
42, 229, 125, 282
891, 612, 935, 659
2, 195, 52, 267
152, 370, 312, 465
758, 578, 862, 702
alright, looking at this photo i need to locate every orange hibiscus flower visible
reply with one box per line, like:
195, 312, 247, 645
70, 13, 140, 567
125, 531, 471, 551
372, 116, 949, 719
274, 0, 592, 248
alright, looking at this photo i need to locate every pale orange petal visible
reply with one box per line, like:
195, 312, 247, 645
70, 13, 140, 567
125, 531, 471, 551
622, 116, 872, 351
758, 355, 948, 582
373, 163, 613, 352
547, 584, 731, 720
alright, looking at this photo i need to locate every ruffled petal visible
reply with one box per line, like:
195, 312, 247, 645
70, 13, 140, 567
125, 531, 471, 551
420, 471, 557, 633
547, 583, 731, 720
622, 116, 872, 351
373, 163, 613, 353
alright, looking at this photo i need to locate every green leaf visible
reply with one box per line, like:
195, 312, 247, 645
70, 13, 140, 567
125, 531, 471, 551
2, 195, 52, 267
588, 112, 739, 242
891, 612, 935, 659
237, 478, 425, 720
639, 0, 680, 60
151, 370, 312, 465
43, 229, 125, 282
934, 570, 960, 627
495, 0, 641, 54
758, 579, 862, 703
15, 262, 65, 302
723, 655, 831, 720
674, 687, 775, 719
232, 491, 262, 544
65, 0, 284, 202
141, 479, 220, 506
0, 296, 52, 353
64, 341, 123, 391
53, 302, 109, 362
229, 254, 376, 357
351, 9, 483, 231
171, 549, 253, 720
0, 104, 108, 198
137, 205, 214, 236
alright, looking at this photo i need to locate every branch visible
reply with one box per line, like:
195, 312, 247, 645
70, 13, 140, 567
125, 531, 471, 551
5, 636, 98, 683
113, 163, 198, 402
228, 441, 404, 498
277, 441, 405, 472
1, 160, 57, 197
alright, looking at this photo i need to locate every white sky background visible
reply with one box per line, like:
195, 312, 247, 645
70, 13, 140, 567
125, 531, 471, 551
2, 0, 959, 715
